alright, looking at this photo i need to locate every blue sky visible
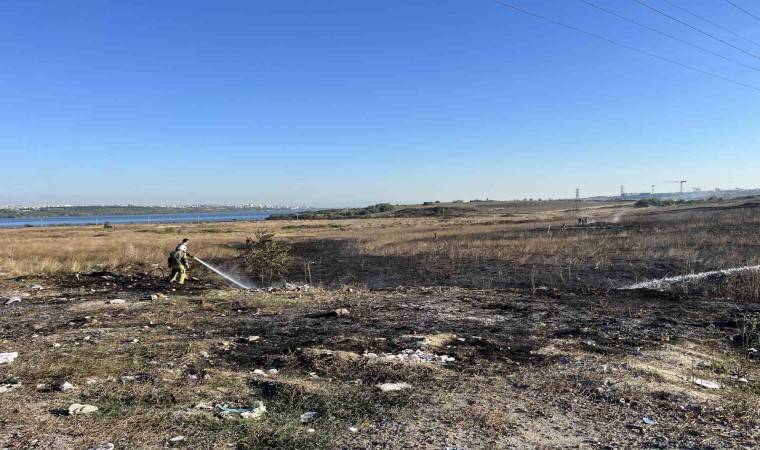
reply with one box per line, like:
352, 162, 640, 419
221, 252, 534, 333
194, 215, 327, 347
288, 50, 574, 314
1, 0, 759, 206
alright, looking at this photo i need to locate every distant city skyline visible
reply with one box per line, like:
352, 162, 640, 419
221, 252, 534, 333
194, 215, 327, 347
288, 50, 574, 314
2, 184, 758, 209
2, 1, 759, 206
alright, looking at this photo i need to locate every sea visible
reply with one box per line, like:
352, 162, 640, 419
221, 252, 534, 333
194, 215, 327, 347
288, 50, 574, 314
0, 210, 303, 228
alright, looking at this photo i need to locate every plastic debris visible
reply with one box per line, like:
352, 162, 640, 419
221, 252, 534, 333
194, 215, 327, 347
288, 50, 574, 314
307, 428, 316, 433
32, 285, 44, 290
379, 382, 412, 392
691, 378, 721, 389
60, 381, 74, 392
194, 402, 214, 410
53, 343, 61, 348
240, 402, 266, 420
347, 426, 358, 433
69, 403, 99, 415
87, 444, 114, 450
109, 299, 126, 304
218, 401, 266, 420
642, 417, 655, 425
252, 369, 266, 376
247, 335, 260, 342
0, 383, 21, 394
367, 349, 455, 363
5, 297, 21, 305
169, 435, 185, 442
0, 352, 18, 364
300, 411, 318, 422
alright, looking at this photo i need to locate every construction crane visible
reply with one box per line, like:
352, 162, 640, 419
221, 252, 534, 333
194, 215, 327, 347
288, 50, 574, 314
665, 180, 687, 194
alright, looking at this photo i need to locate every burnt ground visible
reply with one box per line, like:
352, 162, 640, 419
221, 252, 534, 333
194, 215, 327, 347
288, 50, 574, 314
1, 272, 758, 449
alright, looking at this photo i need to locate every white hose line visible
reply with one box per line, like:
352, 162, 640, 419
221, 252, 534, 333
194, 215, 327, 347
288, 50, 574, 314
623, 265, 760, 290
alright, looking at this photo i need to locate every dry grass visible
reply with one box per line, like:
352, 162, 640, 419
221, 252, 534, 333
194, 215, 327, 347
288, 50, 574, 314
1, 200, 758, 296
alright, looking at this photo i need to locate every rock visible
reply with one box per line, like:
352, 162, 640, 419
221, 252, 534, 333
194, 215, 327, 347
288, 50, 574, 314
266, 369, 278, 375
109, 299, 126, 304
247, 336, 260, 342
307, 428, 316, 433
68, 403, 99, 415
690, 378, 720, 389
87, 444, 114, 450
0, 352, 18, 364
53, 343, 61, 348
379, 382, 412, 392
59, 381, 74, 392
335, 308, 350, 317
300, 411, 318, 422
347, 426, 358, 433
252, 369, 266, 376
5, 297, 21, 305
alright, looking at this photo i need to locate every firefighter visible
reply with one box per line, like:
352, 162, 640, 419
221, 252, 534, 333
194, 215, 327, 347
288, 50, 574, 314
168, 238, 192, 284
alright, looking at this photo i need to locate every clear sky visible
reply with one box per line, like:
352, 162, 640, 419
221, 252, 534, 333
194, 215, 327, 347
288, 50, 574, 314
2, 0, 759, 207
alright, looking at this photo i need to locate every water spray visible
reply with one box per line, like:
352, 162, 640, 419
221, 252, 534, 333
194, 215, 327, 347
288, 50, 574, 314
192, 256, 253, 290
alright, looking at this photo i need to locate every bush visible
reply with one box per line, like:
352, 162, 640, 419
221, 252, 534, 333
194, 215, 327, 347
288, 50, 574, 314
239, 230, 291, 285
634, 198, 675, 208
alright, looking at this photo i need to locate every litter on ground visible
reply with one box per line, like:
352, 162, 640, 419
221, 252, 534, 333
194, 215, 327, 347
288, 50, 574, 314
690, 378, 721, 389
379, 382, 412, 392
0, 352, 18, 364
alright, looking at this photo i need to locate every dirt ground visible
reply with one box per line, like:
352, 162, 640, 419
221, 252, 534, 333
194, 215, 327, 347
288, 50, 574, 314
0, 200, 758, 449
1, 277, 758, 449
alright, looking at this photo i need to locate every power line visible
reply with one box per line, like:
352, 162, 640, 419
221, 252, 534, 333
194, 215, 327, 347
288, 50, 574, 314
723, 0, 760, 24
630, 0, 760, 61
577, 0, 760, 72
485, 0, 760, 91
660, 0, 760, 48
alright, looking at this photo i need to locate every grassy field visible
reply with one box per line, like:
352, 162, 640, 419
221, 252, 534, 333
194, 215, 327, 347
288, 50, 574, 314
0, 199, 758, 449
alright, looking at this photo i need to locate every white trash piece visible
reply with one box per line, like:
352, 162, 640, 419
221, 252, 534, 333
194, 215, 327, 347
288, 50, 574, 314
691, 378, 721, 389
0, 352, 18, 364
69, 403, 99, 415
60, 381, 74, 392
240, 401, 267, 420
87, 444, 114, 450
378, 382, 412, 392
300, 411, 318, 422
169, 436, 185, 442
109, 299, 126, 304
5, 297, 21, 305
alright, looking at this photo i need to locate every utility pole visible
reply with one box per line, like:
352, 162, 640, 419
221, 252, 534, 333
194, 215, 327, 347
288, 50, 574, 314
620, 185, 625, 199
575, 188, 580, 212
651, 185, 655, 195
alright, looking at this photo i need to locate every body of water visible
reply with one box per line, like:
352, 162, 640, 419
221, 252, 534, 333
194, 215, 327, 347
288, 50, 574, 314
0, 210, 302, 228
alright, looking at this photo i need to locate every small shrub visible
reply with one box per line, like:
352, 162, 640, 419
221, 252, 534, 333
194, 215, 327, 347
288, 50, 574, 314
239, 230, 291, 285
